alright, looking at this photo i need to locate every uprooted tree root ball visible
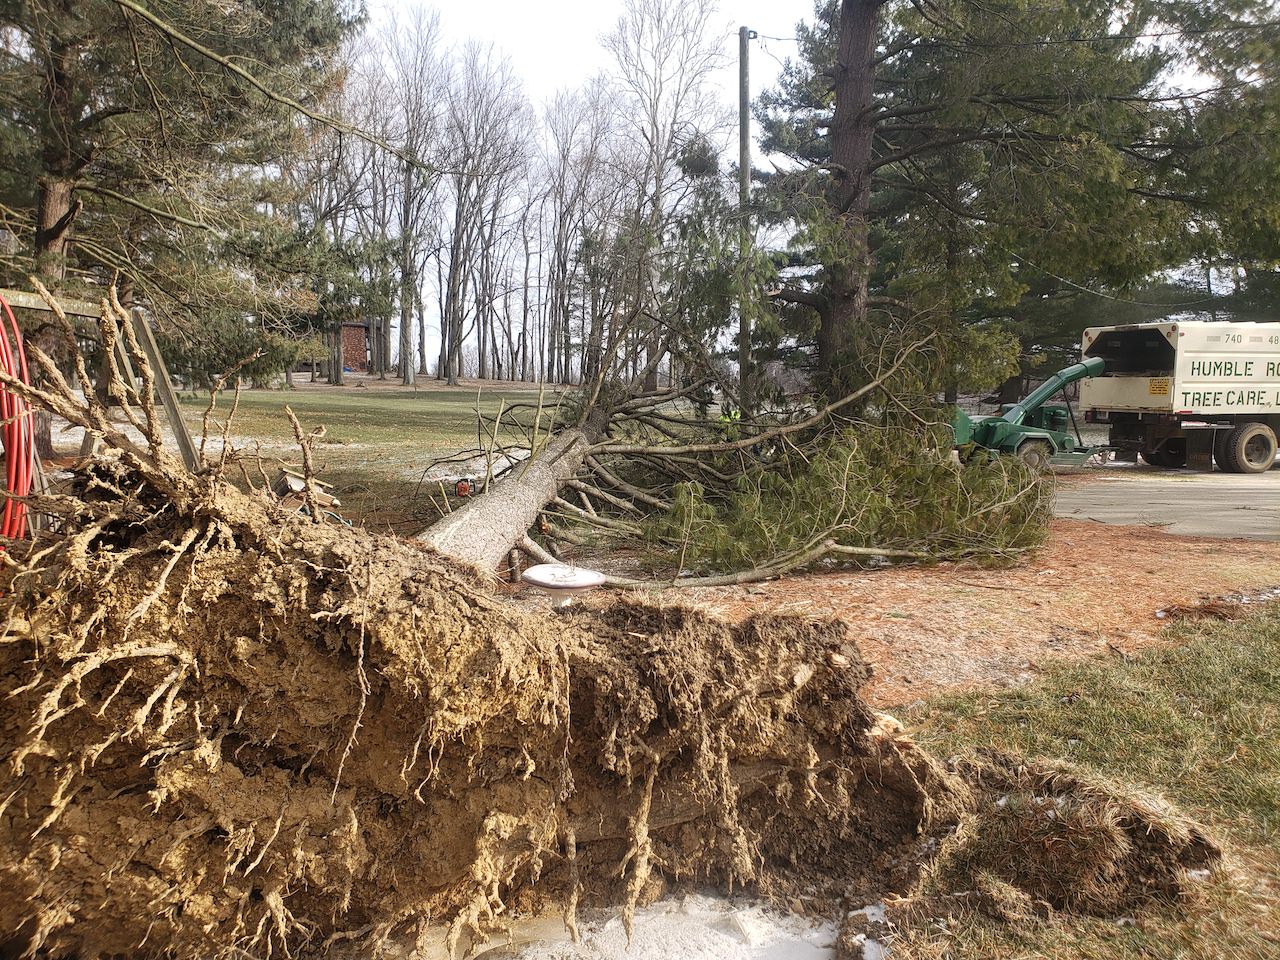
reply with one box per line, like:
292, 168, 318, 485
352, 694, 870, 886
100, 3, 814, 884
0, 461, 1224, 960
0, 302, 1223, 958
1, 462, 967, 958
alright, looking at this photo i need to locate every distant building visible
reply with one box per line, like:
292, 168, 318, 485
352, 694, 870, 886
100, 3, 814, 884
341, 322, 370, 373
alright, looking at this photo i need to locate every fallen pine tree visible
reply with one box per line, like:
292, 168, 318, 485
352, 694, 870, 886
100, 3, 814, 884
413, 329, 1050, 586
0, 295, 1220, 959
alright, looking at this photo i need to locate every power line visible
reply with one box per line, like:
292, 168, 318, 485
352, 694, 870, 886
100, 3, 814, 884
997, 244, 1220, 309
757, 21, 1280, 50
755, 35, 793, 74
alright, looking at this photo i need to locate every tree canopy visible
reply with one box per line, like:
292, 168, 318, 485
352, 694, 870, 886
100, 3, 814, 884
0, 0, 362, 379
756, 0, 1280, 399
2, 0, 1278, 400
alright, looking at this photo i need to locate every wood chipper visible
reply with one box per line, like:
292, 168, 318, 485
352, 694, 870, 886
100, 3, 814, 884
952, 357, 1106, 468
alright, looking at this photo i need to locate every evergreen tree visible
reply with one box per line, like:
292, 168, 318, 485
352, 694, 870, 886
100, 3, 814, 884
0, 0, 362, 370
756, 0, 1280, 401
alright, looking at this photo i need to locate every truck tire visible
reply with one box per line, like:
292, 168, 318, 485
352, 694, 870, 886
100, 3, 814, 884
1017, 439, 1053, 471
1219, 423, 1278, 474
1213, 431, 1231, 471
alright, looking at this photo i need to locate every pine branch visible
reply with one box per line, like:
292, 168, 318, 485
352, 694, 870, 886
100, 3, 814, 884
108, 0, 457, 177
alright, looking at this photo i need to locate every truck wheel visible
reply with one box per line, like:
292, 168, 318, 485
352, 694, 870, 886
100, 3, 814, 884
1017, 439, 1053, 471
1213, 431, 1231, 471
1219, 423, 1278, 474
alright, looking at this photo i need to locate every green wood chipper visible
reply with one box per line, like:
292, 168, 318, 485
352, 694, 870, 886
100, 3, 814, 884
951, 356, 1106, 468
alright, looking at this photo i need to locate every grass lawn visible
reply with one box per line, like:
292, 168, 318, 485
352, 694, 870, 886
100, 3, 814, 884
896, 608, 1280, 958
176, 379, 553, 535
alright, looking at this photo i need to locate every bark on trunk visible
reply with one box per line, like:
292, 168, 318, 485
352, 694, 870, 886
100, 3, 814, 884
331, 326, 345, 386
419, 411, 606, 571
35, 179, 76, 280
400, 166, 417, 387
819, 0, 883, 400
417, 289, 429, 377
32, 177, 78, 460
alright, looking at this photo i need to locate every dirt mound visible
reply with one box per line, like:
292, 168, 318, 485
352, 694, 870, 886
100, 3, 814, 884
836, 753, 1221, 958
934, 753, 1220, 913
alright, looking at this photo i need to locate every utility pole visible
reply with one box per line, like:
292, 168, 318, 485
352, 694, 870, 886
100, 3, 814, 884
738, 26, 756, 416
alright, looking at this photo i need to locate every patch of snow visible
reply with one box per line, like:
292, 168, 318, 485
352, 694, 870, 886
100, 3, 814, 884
846, 903, 886, 924
488, 894, 837, 960
407, 448, 531, 482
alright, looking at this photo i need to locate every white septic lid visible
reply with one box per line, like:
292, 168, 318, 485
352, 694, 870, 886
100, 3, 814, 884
521, 563, 606, 592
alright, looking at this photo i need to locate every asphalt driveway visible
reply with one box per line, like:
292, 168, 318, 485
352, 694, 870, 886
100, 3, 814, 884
1054, 466, 1280, 541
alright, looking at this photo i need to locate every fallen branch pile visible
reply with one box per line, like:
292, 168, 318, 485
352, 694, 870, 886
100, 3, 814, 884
416, 334, 1049, 585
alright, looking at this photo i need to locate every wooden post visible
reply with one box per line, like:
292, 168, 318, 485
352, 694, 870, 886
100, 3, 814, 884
738, 26, 756, 417
0, 288, 100, 319
129, 308, 200, 472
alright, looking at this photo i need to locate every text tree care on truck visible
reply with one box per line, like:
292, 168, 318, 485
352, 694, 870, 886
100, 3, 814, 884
1080, 321, 1280, 473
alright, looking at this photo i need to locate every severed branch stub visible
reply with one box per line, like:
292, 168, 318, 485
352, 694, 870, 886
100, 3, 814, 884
284, 405, 326, 523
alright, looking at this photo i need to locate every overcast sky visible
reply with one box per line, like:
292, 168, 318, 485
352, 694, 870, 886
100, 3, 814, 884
362, 1, 812, 365
372, 0, 809, 143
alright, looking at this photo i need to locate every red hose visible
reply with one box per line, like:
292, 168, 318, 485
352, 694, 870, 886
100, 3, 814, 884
0, 294, 34, 541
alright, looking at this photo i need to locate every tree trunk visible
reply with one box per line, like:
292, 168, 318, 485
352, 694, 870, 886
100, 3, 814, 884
520, 222, 532, 382
443, 200, 470, 386
819, 0, 883, 400
643, 330, 662, 392
331, 326, 345, 386
417, 287, 429, 377
400, 167, 417, 387
35, 179, 76, 280
437, 254, 449, 380
31, 176, 79, 461
33, 28, 81, 279
418, 410, 606, 571
381, 304, 392, 381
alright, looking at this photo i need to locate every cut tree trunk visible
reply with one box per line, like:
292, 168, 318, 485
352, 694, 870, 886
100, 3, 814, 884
418, 411, 606, 571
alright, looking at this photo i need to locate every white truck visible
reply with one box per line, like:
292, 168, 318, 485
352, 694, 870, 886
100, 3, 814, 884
1080, 320, 1280, 473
